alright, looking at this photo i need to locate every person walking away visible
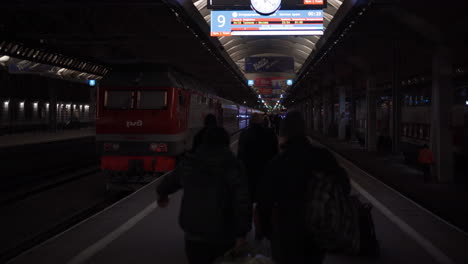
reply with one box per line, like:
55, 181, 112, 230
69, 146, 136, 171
263, 114, 271, 129
256, 111, 350, 264
238, 113, 278, 240
156, 127, 251, 264
238, 113, 278, 203
273, 114, 281, 135
192, 113, 217, 152
418, 144, 434, 182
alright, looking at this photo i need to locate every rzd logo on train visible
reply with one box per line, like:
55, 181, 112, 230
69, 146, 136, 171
126, 120, 143, 128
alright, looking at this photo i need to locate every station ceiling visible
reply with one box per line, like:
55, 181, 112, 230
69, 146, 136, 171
193, 0, 344, 108
194, 0, 343, 75
0, 0, 366, 108
0, 0, 258, 105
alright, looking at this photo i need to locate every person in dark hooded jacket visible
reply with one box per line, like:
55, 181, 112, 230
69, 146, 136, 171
192, 113, 217, 152
237, 113, 278, 203
157, 127, 251, 264
256, 111, 350, 264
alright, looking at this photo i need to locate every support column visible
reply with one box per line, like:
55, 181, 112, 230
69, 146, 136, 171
306, 99, 312, 132
322, 89, 328, 135
431, 47, 454, 183
349, 85, 357, 141
313, 89, 321, 132
329, 87, 335, 136
366, 77, 377, 152
48, 83, 57, 132
89, 84, 97, 124
338, 85, 347, 140
392, 40, 402, 153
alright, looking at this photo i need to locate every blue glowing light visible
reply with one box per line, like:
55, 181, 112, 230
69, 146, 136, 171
286, 79, 293, 86
88, 80, 96, 86
248, 80, 255, 86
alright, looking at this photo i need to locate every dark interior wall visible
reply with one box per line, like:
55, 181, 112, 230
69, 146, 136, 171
0, 69, 91, 103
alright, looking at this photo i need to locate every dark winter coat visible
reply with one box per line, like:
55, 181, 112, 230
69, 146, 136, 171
157, 145, 251, 243
237, 123, 278, 202
256, 136, 350, 264
192, 127, 208, 152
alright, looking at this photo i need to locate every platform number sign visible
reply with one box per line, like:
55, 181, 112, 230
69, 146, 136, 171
211, 10, 324, 37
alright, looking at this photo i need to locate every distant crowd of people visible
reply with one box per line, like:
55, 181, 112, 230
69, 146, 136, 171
156, 111, 351, 264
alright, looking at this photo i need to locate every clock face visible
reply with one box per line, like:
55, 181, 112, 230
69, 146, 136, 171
251, 0, 281, 15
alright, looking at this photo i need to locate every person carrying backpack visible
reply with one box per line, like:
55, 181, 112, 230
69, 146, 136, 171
256, 111, 350, 264
156, 127, 251, 264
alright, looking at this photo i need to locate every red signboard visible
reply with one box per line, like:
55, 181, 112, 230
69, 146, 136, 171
259, 88, 273, 95
304, 0, 324, 5
255, 77, 287, 89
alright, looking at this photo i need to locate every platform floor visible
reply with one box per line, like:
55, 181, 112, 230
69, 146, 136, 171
308, 132, 468, 233
8, 138, 468, 264
0, 127, 95, 148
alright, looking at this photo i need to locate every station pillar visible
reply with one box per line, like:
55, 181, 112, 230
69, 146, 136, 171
349, 86, 357, 142
338, 85, 347, 140
322, 88, 334, 135
392, 40, 402, 153
431, 48, 454, 183
322, 89, 328, 134
306, 99, 313, 131
313, 90, 321, 132
366, 77, 377, 152
89, 84, 97, 124
48, 84, 57, 132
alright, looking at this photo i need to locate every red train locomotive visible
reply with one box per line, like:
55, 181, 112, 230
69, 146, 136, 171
96, 64, 257, 184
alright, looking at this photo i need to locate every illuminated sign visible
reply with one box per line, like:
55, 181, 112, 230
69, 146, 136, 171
304, 0, 324, 5
211, 10, 323, 36
245, 57, 294, 73
207, 0, 327, 10
255, 77, 288, 89
248, 80, 255, 86
259, 88, 273, 95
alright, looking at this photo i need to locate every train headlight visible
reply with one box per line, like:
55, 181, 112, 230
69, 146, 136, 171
150, 143, 168, 153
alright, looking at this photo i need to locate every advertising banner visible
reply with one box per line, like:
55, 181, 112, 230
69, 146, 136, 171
259, 88, 273, 95
246, 57, 294, 73
255, 77, 287, 89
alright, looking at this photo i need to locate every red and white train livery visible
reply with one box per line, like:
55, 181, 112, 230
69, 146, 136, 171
96, 64, 258, 182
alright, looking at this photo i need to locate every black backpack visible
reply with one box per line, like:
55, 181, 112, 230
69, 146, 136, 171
305, 167, 380, 257
305, 167, 359, 253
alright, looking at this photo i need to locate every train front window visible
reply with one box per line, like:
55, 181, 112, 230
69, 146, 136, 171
104, 91, 134, 109
137, 90, 167, 110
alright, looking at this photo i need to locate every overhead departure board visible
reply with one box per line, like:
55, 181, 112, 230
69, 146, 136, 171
211, 10, 323, 36
207, 0, 327, 10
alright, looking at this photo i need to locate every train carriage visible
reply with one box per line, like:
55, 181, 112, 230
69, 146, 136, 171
96, 64, 254, 184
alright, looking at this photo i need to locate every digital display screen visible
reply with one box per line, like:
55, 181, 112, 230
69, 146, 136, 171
207, 0, 327, 10
211, 10, 323, 36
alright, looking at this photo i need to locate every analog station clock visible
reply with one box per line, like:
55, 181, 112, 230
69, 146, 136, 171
250, 0, 282, 16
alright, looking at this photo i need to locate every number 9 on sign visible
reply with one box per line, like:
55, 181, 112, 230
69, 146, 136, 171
217, 15, 225, 27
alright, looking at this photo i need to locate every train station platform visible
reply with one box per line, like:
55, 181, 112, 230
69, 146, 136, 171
308, 132, 468, 234
0, 127, 95, 148
7, 138, 468, 264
